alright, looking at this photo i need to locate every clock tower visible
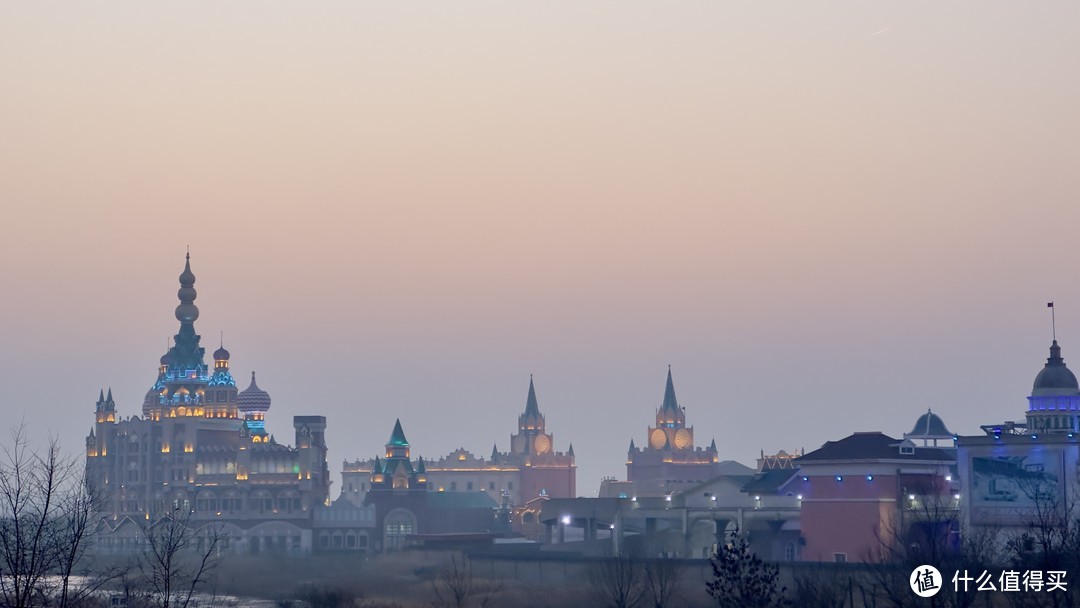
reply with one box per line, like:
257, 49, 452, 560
647, 366, 692, 451
510, 376, 554, 456
626, 367, 720, 496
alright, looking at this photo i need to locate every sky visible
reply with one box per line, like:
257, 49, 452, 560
1, 1, 1079, 496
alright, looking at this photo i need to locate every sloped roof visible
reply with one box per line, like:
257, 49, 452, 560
799, 432, 953, 462
388, 419, 409, 447
742, 468, 801, 494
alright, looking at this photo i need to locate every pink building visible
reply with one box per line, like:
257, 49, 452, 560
790, 427, 956, 563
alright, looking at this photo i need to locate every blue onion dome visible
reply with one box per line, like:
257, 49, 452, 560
237, 371, 271, 413
1032, 340, 1080, 396
160, 352, 170, 366
213, 345, 231, 361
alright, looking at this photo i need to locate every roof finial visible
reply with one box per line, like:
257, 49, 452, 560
220, 331, 224, 349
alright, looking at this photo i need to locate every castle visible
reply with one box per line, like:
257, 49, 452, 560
85, 254, 345, 555
341, 376, 576, 509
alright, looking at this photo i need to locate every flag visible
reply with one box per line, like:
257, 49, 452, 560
1049, 302, 1055, 308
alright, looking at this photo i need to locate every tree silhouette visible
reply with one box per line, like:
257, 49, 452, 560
706, 527, 788, 608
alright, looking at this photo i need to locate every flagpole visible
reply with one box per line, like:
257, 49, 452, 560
1049, 302, 1057, 341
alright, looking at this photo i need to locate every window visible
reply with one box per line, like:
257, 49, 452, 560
784, 542, 796, 561
385, 522, 414, 536
508, 482, 513, 490
467, 482, 473, 491
450, 482, 457, 491
489, 482, 495, 490
833, 553, 847, 563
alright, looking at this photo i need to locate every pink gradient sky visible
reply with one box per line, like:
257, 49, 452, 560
1, 2, 1078, 495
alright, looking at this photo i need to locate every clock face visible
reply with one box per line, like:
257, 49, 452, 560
674, 428, 692, 450
533, 435, 552, 455
650, 428, 668, 450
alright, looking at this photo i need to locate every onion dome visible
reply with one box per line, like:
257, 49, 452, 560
237, 371, 271, 413
160, 352, 170, 366
175, 253, 199, 324
143, 387, 159, 410
1032, 340, 1080, 397
213, 345, 231, 361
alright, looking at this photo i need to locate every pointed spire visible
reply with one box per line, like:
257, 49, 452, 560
373, 456, 382, 473
98, 388, 105, 404
661, 366, 679, 412
106, 388, 113, 403
709, 438, 717, 451
169, 252, 205, 370
388, 419, 409, 447
568, 443, 575, 456
491, 443, 499, 463
416, 457, 426, 474
629, 438, 636, 451
524, 375, 541, 418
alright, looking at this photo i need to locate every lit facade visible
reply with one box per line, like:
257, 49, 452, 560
361, 419, 503, 551
959, 339, 1080, 537
793, 431, 956, 563
85, 255, 345, 555
625, 368, 720, 497
341, 376, 575, 507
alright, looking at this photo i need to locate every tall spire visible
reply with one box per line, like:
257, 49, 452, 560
388, 419, 409, 447
166, 252, 206, 371
524, 375, 541, 418
661, 366, 679, 412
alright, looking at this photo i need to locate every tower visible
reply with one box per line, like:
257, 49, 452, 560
510, 376, 555, 456
238, 372, 271, 441
626, 368, 720, 494
295, 415, 331, 504
646, 367, 692, 451
141, 254, 238, 421
1026, 340, 1080, 433
370, 419, 426, 491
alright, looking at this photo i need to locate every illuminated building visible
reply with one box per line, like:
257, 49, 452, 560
959, 338, 1080, 538
341, 376, 576, 508
361, 420, 501, 551
794, 430, 956, 562
85, 255, 356, 555
623, 367, 721, 497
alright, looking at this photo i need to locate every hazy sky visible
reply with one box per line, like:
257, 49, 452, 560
1, 2, 1079, 496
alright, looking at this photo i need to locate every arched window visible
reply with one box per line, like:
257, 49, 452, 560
384, 509, 417, 551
